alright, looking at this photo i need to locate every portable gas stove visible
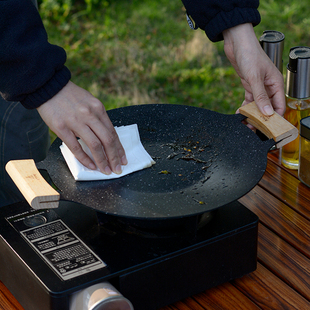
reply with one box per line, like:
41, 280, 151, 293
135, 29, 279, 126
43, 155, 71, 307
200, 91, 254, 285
2, 102, 298, 309
0, 198, 258, 310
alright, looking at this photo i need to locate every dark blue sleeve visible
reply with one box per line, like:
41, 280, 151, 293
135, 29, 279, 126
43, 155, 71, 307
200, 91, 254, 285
181, 0, 261, 42
0, 0, 71, 109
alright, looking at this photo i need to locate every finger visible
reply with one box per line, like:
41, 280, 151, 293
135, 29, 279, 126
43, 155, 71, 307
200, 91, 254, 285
50, 114, 113, 174
87, 116, 126, 175
250, 81, 275, 116
73, 99, 127, 175
60, 131, 98, 171
70, 121, 113, 175
99, 113, 127, 164
82, 133, 112, 175
268, 89, 286, 116
83, 99, 128, 173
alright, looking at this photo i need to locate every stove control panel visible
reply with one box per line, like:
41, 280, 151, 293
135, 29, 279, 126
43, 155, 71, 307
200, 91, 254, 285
6, 209, 106, 281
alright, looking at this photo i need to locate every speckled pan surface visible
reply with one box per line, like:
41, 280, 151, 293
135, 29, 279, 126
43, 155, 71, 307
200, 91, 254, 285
37, 104, 275, 219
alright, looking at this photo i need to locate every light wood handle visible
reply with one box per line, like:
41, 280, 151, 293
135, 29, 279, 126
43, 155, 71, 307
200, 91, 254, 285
5, 159, 60, 209
239, 101, 299, 149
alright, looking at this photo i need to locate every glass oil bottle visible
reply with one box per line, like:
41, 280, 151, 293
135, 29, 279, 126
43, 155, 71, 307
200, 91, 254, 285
281, 47, 310, 169
299, 116, 310, 187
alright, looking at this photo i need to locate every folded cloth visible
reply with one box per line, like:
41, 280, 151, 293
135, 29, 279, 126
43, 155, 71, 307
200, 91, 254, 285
60, 124, 155, 181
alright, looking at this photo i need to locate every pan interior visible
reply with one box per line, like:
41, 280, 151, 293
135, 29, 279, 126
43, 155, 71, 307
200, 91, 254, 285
41, 104, 274, 219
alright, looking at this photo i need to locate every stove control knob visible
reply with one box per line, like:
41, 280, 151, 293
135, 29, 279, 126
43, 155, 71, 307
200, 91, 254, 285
70, 282, 134, 310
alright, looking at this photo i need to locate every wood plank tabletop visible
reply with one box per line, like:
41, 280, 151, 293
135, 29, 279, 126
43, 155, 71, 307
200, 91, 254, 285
1, 149, 310, 310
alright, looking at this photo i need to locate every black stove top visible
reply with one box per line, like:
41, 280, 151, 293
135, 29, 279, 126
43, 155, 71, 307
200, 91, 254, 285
0, 200, 258, 310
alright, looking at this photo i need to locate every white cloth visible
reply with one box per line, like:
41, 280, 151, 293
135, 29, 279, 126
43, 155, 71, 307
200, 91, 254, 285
60, 124, 155, 181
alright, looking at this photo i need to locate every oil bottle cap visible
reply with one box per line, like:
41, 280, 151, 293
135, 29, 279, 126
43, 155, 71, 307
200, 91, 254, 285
300, 116, 310, 140
286, 46, 310, 99
260, 31, 285, 73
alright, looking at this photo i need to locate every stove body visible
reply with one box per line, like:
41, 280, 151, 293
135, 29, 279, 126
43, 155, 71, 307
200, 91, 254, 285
0, 200, 258, 310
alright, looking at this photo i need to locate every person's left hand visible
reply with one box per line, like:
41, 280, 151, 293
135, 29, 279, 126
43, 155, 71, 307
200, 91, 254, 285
223, 23, 286, 116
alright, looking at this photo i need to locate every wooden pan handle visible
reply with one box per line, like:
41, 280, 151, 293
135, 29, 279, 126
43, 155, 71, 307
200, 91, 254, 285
239, 101, 298, 149
5, 159, 60, 209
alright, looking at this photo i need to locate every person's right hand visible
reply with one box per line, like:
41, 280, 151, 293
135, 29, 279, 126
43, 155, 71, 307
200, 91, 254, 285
37, 81, 127, 175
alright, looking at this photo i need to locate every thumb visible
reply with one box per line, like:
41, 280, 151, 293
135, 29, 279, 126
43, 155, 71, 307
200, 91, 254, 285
251, 87, 274, 116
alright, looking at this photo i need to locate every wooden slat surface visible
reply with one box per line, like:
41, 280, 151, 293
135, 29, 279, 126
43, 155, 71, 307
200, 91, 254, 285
257, 224, 310, 300
0, 281, 20, 310
233, 263, 310, 309
259, 160, 310, 218
163, 282, 260, 310
2, 150, 310, 310
239, 186, 310, 257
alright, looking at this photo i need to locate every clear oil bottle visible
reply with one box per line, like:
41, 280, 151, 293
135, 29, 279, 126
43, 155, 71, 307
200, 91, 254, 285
299, 116, 310, 186
282, 97, 310, 168
281, 47, 310, 169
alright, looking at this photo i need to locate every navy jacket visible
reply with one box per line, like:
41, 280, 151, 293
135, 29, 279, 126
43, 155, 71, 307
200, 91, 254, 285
0, 0, 71, 109
181, 0, 260, 42
0, 0, 260, 109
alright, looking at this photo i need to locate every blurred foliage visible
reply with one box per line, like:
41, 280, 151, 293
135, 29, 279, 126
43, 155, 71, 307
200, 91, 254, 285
38, 0, 310, 115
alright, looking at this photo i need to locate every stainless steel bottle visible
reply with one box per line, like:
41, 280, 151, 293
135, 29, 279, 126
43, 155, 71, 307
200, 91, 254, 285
260, 30, 285, 73
257, 31, 284, 147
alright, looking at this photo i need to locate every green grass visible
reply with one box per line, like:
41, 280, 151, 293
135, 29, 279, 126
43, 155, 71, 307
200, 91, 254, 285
39, 0, 310, 115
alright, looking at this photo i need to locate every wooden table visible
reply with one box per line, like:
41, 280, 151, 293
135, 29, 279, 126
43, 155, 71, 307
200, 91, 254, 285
1, 150, 310, 310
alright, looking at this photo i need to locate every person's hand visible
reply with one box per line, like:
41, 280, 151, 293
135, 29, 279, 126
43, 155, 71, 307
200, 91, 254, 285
223, 23, 286, 116
37, 81, 127, 175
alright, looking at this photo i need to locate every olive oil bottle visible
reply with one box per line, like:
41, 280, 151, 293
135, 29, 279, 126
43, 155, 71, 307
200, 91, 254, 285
281, 47, 310, 169
282, 97, 310, 168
